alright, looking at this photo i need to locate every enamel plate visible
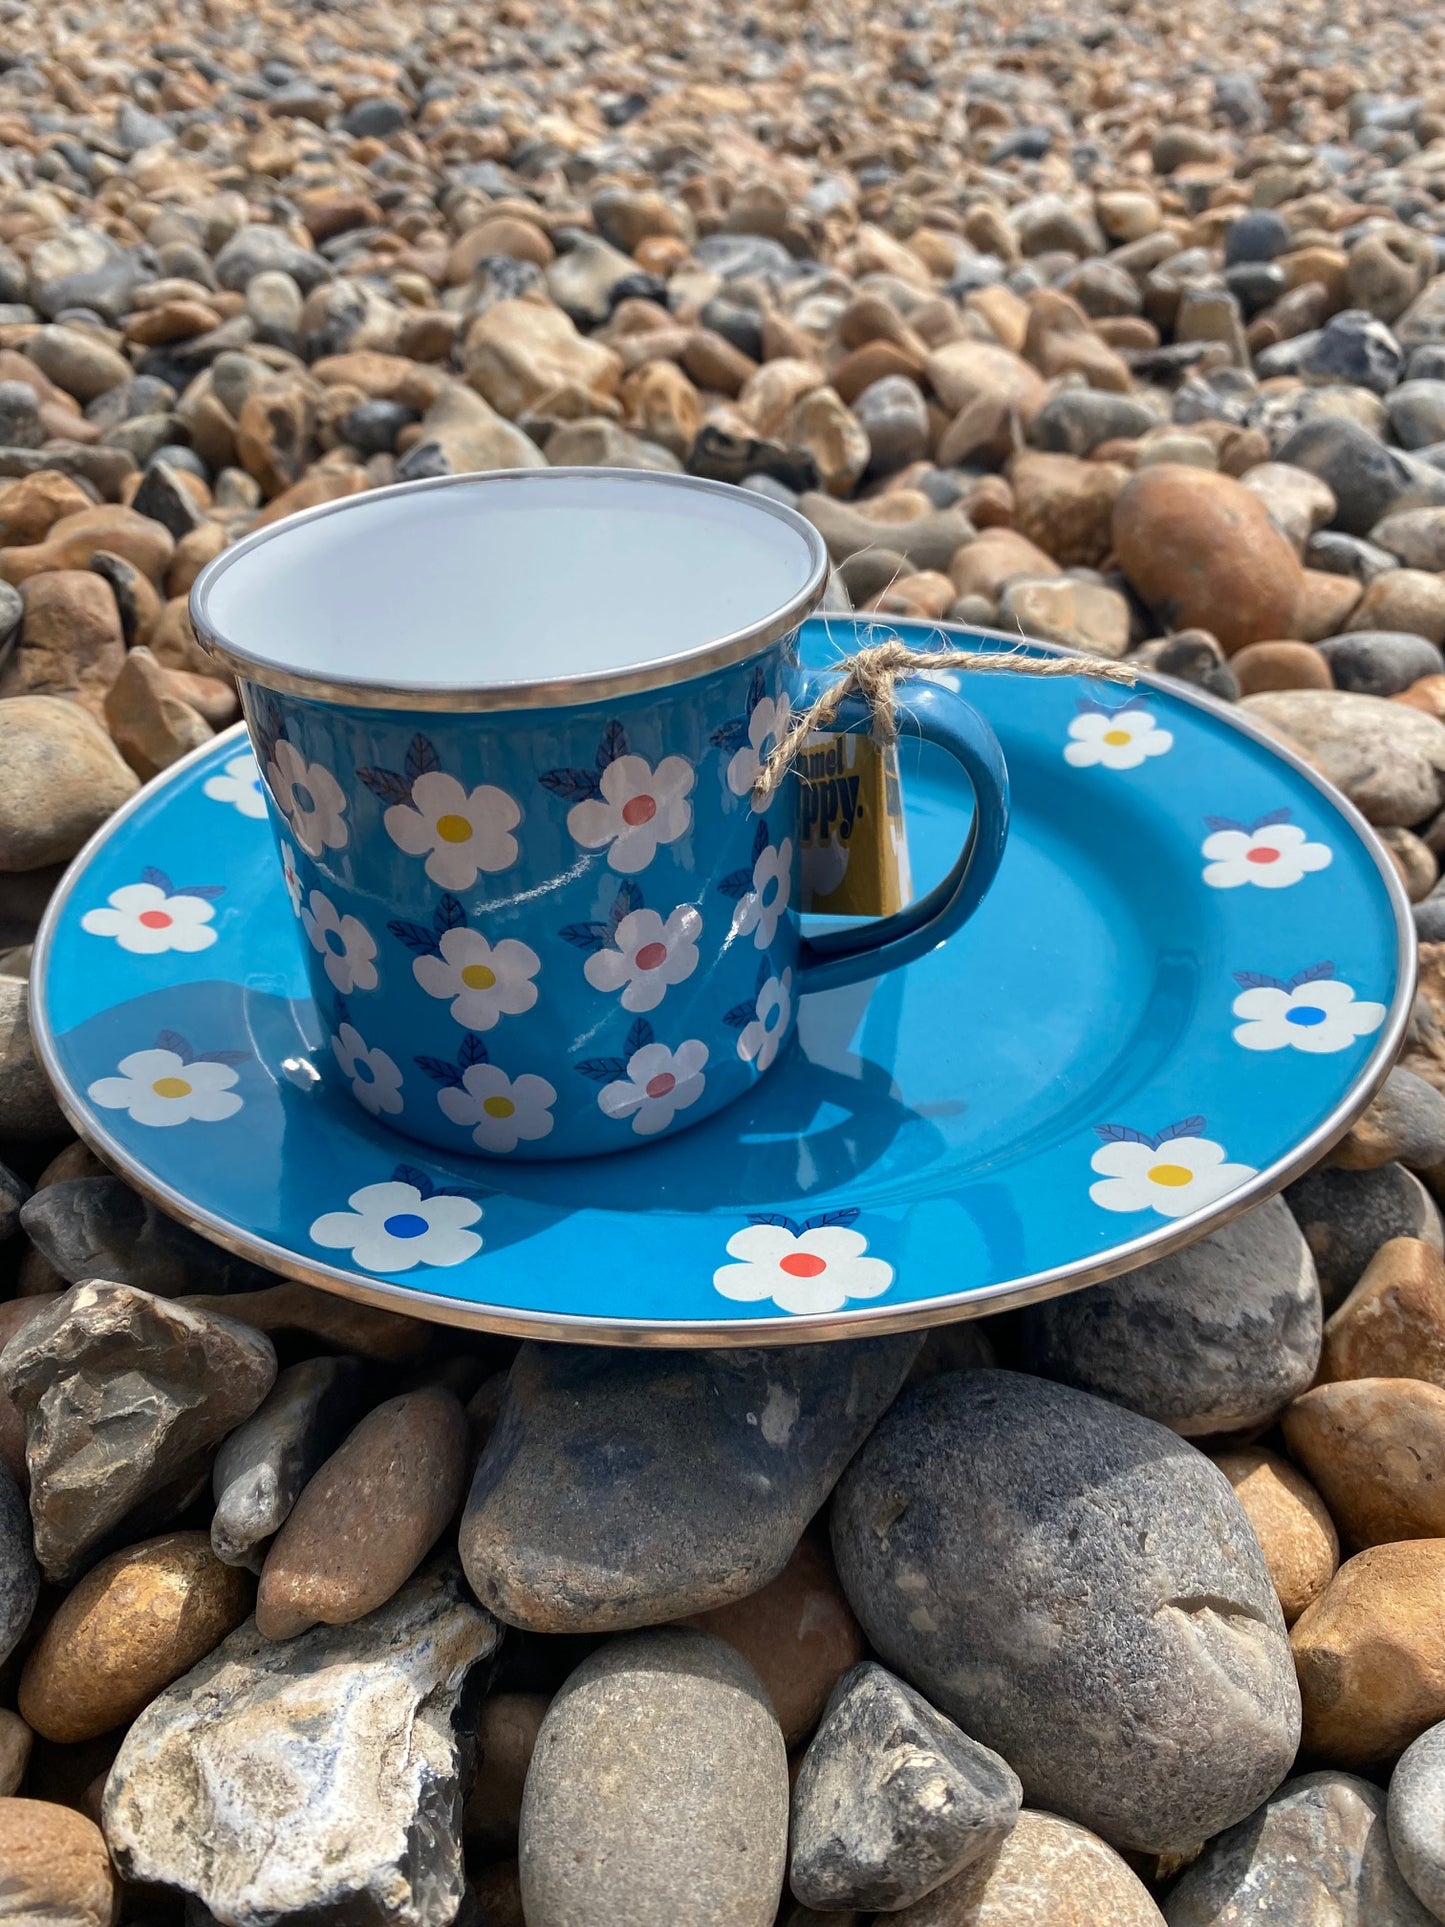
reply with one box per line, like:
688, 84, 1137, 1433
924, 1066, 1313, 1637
32, 618, 1413, 1344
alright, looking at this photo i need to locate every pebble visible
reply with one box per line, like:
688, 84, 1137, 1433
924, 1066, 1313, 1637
256, 1385, 469, 1639
1165, 1772, 1434, 1925
789, 1662, 1021, 1913
1016, 1195, 1321, 1435
1232, 640, 1335, 694
0, 1281, 276, 1579
1284, 1377, 1445, 1548
1351, 570, 1445, 642
1286, 1164, 1445, 1309
1319, 629, 1445, 696
1241, 689, 1445, 825
1389, 1721, 1445, 1920
0, 1457, 38, 1666
461, 1336, 918, 1632
1292, 1541, 1445, 1767
19, 1530, 252, 1742
1212, 1447, 1339, 1625
519, 1627, 788, 1927
0, 1797, 119, 1927
104, 1565, 499, 1925
0, 694, 138, 869
465, 1692, 549, 1852
831, 1372, 1298, 1854
0, 1707, 30, 1796
1334, 1066, 1445, 1171
1319, 1237, 1445, 1389
887, 1809, 1166, 1926
1375, 507, 1445, 571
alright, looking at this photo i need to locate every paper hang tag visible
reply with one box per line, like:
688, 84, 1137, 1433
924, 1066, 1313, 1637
797, 730, 913, 918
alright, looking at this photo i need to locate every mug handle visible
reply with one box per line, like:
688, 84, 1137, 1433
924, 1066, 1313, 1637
794, 673, 1010, 997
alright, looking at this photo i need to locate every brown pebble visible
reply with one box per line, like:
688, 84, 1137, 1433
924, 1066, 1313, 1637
1293, 568, 1366, 642
255, 1385, 470, 1640
1230, 639, 1334, 695
1292, 1539, 1445, 1767
0, 1797, 118, 1926
19, 1530, 252, 1743
888, 1809, 1164, 1924
1319, 1237, 1445, 1389
0, 469, 93, 545
1283, 1377, 1445, 1550
0, 1707, 30, 1794
465, 1693, 549, 1848
1212, 1447, 1338, 1624
1396, 674, 1445, 722
3, 569, 124, 717
949, 528, 1059, 601
103, 645, 213, 778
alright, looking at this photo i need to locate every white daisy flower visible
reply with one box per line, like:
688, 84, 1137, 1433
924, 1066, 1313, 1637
1203, 821, 1333, 890
567, 753, 694, 875
738, 967, 793, 1073
1233, 978, 1386, 1054
310, 1179, 482, 1273
438, 1063, 557, 1154
413, 928, 540, 1031
584, 904, 702, 1013
713, 1220, 894, 1316
732, 836, 793, 951
87, 1047, 243, 1127
727, 690, 792, 811
599, 1038, 708, 1136
280, 843, 303, 916
1065, 707, 1173, 771
81, 881, 217, 955
1090, 1133, 1256, 1219
332, 1023, 404, 1115
203, 750, 269, 820
384, 771, 520, 890
301, 889, 378, 995
265, 740, 349, 858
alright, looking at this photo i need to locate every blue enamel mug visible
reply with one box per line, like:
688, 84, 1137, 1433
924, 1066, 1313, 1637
191, 470, 1010, 1160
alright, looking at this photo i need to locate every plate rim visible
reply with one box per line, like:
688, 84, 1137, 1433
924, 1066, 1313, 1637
30, 621, 1417, 1346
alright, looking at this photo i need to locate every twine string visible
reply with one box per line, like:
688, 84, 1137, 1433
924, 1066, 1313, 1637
752, 639, 1137, 805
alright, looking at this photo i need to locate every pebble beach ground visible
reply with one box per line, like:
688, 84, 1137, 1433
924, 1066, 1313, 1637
7, 0, 1445, 1920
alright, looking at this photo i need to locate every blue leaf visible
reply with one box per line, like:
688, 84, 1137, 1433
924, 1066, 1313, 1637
596, 720, 629, 771
575, 1055, 628, 1083
459, 1033, 490, 1069
392, 1163, 437, 1199
140, 865, 173, 892
1233, 971, 1286, 991
1289, 960, 1336, 989
624, 1017, 654, 1057
747, 663, 766, 712
709, 717, 748, 751
539, 767, 603, 802
748, 1211, 803, 1235
1094, 1122, 1152, 1145
1159, 1115, 1207, 1143
611, 881, 643, 925
1203, 815, 1246, 834
802, 1207, 860, 1231
155, 1028, 191, 1057
388, 918, 441, 956
358, 766, 412, 807
173, 883, 225, 902
434, 894, 467, 935
404, 734, 440, 783
1248, 807, 1294, 832
415, 1055, 465, 1087
196, 1049, 250, 1067
559, 921, 610, 953
751, 817, 769, 863
717, 868, 752, 900
724, 1000, 755, 1029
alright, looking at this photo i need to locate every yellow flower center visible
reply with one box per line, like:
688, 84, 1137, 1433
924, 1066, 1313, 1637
461, 963, 496, 991
1147, 1162, 1193, 1187
151, 1077, 192, 1099
482, 1094, 516, 1119
435, 813, 472, 844
1102, 728, 1132, 746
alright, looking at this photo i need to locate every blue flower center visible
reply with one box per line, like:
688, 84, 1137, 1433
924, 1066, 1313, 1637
382, 1212, 429, 1238
353, 1058, 375, 1083
760, 873, 780, 909
293, 783, 317, 814
325, 929, 347, 956
1286, 1006, 1327, 1027
764, 1001, 784, 1032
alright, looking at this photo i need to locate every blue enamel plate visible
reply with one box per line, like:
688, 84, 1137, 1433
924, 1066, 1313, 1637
31, 618, 1413, 1344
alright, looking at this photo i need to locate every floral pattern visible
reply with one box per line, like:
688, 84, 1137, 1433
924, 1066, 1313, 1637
81, 869, 222, 954
1202, 811, 1333, 890
564, 881, 702, 1013
419, 1033, 556, 1153
1065, 701, 1174, 771
362, 735, 519, 891
543, 720, 693, 875
280, 843, 303, 916
728, 964, 794, 1074
713, 1210, 894, 1315
577, 1017, 708, 1136
713, 664, 792, 811
203, 750, 269, 820
391, 894, 539, 1031
310, 1169, 483, 1272
331, 1015, 404, 1116
719, 818, 793, 951
1090, 1118, 1256, 1218
1232, 963, 1386, 1054
87, 1030, 246, 1128
301, 888, 378, 996
266, 739, 349, 859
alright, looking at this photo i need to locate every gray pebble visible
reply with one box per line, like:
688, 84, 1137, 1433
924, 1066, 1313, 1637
1298, 309, 1404, 393
1307, 529, 1402, 581
0, 380, 43, 449
213, 222, 331, 294
1285, 1161, 1445, 1310
21, 1174, 278, 1294
1389, 1721, 1445, 1920
1317, 629, 1445, 696
1277, 416, 1445, 536
0, 1459, 38, 1667
1389, 380, 1445, 450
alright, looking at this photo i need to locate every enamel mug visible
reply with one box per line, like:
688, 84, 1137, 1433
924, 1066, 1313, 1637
191, 469, 1010, 1160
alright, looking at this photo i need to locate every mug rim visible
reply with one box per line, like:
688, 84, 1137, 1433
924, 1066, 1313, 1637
189, 466, 831, 713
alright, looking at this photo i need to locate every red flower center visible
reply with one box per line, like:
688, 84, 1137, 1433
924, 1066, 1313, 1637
138, 909, 173, 929
622, 794, 657, 827
780, 1252, 827, 1278
635, 941, 668, 971
1245, 846, 1280, 864
645, 1072, 676, 1099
